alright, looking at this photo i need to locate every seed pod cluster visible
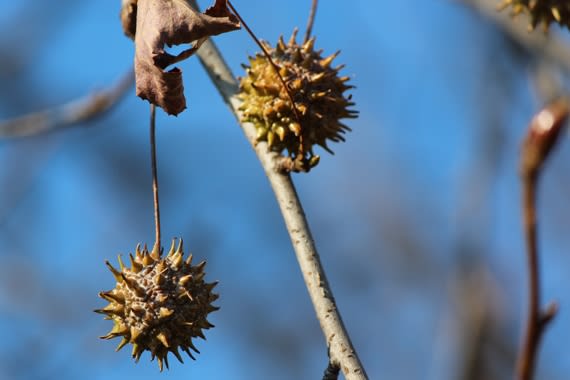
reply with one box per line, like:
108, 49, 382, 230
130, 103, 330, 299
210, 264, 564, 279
498, 0, 570, 30
239, 29, 357, 172
96, 239, 219, 371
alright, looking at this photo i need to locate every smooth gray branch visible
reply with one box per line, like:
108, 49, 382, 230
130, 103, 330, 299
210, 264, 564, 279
0, 69, 134, 138
195, 35, 368, 380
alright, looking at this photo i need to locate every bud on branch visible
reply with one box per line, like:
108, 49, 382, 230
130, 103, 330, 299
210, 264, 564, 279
520, 97, 569, 179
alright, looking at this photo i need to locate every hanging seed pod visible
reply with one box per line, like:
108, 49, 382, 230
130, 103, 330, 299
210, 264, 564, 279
498, 0, 570, 31
238, 29, 358, 172
96, 238, 219, 371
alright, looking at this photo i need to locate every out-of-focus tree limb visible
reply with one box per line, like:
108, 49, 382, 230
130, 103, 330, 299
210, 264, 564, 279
0, 69, 134, 138
462, 0, 570, 72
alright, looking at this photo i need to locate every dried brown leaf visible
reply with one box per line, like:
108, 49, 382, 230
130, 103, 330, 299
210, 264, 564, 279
122, 0, 240, 115
120, 0, 138, 39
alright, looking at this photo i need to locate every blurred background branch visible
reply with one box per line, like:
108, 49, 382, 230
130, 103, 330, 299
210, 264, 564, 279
462, 0, 570, 73
0, 69, 133, 138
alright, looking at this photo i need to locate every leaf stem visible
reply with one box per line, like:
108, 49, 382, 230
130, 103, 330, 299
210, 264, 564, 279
149, 103, 161, 252
304, 0, 319, 43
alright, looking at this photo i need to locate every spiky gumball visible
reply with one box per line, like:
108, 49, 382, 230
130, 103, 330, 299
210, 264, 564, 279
96, 239, 219, 371
498, 0, 570, 30
239, 29, 358, 172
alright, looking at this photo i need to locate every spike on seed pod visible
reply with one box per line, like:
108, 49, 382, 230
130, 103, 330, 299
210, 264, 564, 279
157, 332, 170, 348
194, 272, 206, 283
498, 0, 570, 30
157, 358, 164, 371
142, 252, 154, 266
105, 261, 123, 283
179, 274, 193, 286
96, 238, 219, 371
154, 272, 165, 285
132, 343, 143, 362
150, 244, 161, 261
239, 30, 357, 172
171, 347, 184, 363
130, 326, 141, 343
172, 253, 184, 269
183, 346, 196, 360
320, 51, 339, 68
187, 339, 201, 353
167, 239, 176, 256
117, 255, 125, 270
100, 290, 125, 304
129, 254, 142, 273
155, 260, 166, 274
288, 28, 298, 46
159, 307, 174, 319
116, 337, 129, 352
179, 290, 194, 301
303, 37, 315, 53
195, 330, 206, 341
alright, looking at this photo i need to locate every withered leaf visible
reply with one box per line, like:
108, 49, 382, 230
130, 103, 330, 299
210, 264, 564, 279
120, 0, 138, 39
124, 0, 240, 115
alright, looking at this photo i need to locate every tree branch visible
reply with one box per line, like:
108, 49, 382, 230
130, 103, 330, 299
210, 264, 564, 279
516, 98, 568, 380
517, 172, 558, 380
193, 22, 368, 380
0, 69, 134, 138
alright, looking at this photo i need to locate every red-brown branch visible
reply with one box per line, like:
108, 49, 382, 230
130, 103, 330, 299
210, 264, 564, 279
516, 98, 568, 380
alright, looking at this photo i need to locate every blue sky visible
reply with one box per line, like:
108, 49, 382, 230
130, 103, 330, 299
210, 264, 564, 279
2, 1, 570, 379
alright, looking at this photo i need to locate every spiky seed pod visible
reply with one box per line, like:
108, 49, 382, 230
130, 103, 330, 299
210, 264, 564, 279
498, 0, 570, 31
96, 239, 219, 371
239, 29, 358, 172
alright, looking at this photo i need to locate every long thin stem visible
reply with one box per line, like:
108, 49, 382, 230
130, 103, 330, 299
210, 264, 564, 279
194, 37, 368, 380
304, 0, 319, 43
149, 104, 161, 251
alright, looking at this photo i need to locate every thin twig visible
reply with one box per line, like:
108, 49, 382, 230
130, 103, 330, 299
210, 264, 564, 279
194, 35, 368, 380
304, 0, 319, 43
0, 69, 134, 138
519, 171, 538, 380
149, 104, 161, 252
516, 98, 568, 380
517, 172, 558, 380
